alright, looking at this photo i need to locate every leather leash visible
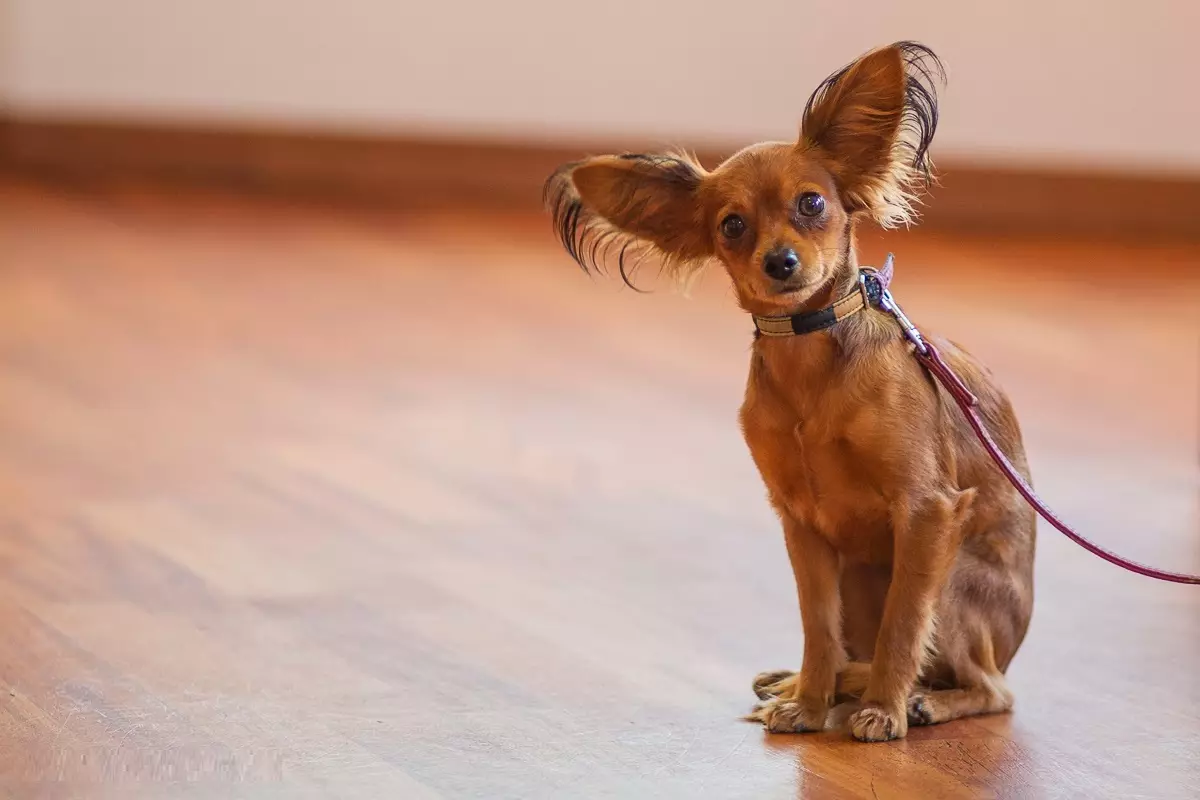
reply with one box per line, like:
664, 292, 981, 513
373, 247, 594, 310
760, 254, 1200, 585
915, 340, 1199, 584
872, 255, 1200, 585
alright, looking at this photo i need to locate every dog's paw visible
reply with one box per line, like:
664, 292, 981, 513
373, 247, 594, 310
848, 705, 907, 742
745, 696, 827, 733
906, 693, 935, 726
752, 670, 797, 701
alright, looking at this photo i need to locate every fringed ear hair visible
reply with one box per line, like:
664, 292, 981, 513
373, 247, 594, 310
800, 41, 944, 228
543, 152, 713, 289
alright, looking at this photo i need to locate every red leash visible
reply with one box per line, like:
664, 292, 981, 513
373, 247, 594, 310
867, 256, 1200, 585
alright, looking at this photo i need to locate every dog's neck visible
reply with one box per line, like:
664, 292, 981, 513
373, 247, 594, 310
792, 266, 860, 318
750, 251, 896, 392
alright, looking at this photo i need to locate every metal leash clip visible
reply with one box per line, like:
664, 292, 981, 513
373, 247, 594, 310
860, 267, 929, 356
879, 287, 929, 356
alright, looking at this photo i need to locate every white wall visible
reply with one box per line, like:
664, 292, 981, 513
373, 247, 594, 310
4, 0, 1200, 173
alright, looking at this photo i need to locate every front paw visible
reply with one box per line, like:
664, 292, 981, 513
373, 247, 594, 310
746, 696, 828, 733
848, 704, 907, 742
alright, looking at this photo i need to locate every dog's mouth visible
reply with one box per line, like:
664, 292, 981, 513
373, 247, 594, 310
771, 273, 832, 298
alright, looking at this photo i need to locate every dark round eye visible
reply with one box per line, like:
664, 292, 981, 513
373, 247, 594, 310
798, 192, 825, 217
720, 214, 746, 240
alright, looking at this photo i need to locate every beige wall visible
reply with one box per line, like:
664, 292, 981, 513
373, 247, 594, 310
3, 1, 1199, 173
0, 0, 11, 109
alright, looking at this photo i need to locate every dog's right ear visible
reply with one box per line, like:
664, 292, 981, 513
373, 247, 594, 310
544, 153, 712, 286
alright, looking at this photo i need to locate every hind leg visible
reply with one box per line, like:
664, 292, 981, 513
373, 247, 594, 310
907, 673, 1013, 726
905, 555, 1028, 728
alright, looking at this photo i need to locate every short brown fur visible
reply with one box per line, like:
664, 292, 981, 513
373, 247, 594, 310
545, 42, 1035, 742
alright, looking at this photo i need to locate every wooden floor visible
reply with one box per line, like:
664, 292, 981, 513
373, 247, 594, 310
0, 176, 1197, 799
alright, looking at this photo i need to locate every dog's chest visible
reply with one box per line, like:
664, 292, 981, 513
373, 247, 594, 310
745, 355, 896, 563
785, 408, 893, 560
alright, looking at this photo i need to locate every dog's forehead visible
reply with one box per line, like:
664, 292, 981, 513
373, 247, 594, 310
709, 144, 834, 206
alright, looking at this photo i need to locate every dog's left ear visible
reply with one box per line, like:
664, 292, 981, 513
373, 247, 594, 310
801, 42, 944, 228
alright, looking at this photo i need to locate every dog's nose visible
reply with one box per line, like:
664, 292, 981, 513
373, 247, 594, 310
763, 248, 799, 280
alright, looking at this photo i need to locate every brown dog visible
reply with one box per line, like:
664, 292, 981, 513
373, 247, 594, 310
544, 42, 1035, 742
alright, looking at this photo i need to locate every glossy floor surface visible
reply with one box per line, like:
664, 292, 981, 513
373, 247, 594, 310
0, 178, 1197, 798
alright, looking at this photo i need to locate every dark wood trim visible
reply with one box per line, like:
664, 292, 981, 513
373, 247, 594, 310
921, 163, 1200, 239
0, 117, 583, 210
3, 116, 1199, 238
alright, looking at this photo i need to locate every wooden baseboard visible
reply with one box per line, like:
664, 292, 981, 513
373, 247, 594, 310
0, 117, 581, 210
3, 116, 1199, 238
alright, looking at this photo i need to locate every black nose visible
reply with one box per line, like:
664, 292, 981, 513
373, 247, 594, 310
763, 248, 799, 280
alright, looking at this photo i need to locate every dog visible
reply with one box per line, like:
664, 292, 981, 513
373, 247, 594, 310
543, 41, 1035, 742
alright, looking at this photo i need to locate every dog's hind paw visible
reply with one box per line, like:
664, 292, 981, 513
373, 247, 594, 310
906, 693, 935, 726
751, 670, 797, 701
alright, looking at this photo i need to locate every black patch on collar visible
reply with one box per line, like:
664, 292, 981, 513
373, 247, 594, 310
791, 307, 838, 334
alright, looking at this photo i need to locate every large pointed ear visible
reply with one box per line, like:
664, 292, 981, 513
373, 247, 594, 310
801, 41, 944, 228
544, 153, 712, 287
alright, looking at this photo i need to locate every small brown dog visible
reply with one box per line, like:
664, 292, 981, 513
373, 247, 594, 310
544, 42, 1035, 742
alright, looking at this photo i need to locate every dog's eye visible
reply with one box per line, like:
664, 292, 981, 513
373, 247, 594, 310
720, 214, 746, 240
798, 193, 825, 217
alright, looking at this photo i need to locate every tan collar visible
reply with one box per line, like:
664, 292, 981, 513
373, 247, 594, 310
752, 262, 892, 338
751, 283, 870, 337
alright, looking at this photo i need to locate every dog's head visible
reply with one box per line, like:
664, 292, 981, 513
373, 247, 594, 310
545, 42, 943, 315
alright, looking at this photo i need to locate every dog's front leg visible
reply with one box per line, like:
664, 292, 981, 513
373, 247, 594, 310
848, 489, 974, 742
754, 514, 845, 733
